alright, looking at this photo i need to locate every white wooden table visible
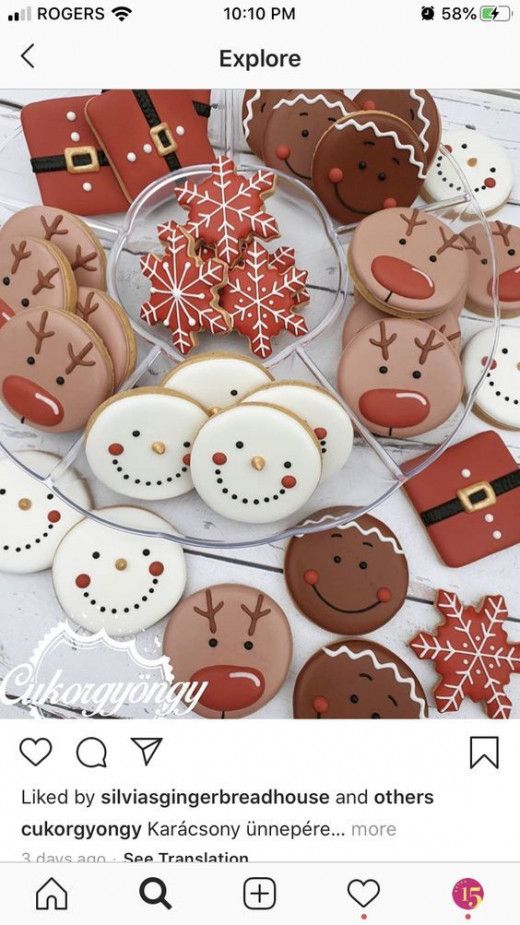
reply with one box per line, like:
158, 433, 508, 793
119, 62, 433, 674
0, 89, 519, 720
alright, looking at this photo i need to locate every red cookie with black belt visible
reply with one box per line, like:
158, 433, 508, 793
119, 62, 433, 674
312, 111, 428, 225
285, 506, 409, 634
353, 89, 441, 166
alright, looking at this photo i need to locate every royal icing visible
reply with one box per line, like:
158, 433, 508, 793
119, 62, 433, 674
423, 129, 513, 215
342, 295, 462, 353
464, 220, 520, 319
161, 353, 273, 412
463, 326, 520, 430
76, 287, 136, 388
241, 89, 286, 156
0, 234, 76, 315
353, 89, 440, 163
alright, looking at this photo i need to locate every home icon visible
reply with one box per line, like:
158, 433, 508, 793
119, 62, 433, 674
35, 877, 68, 911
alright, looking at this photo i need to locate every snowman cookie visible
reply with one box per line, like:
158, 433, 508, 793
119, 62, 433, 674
52, 505, 187, 636
190, 403, 322, 524
464, 221, 520, 319
463, 326, 520, 430
293, 639, 428, 719
311, 111, 428, 225
338, 318, 463, 438
76, 287, 136, 387
1, 206, 107, 290
0, 450, 91, 574
353, 89, 441, 165
0, 234, 77, 315
85, 388, 209, 500
241, 380, 353, 481
0, 307, 114, 432
161, 352, 273, 413
163, 584, 292, 719
423, 129, 513, 216
348, 208, 469, 318
342, 295, 462, 353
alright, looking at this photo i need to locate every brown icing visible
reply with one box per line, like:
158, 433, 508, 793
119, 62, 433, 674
342, 294, 461, 353
464, 220, 520, 319
76, 287, 136, 387
242, 89, 287, 157
0, 234, 77, 314
353, 89, 440, 165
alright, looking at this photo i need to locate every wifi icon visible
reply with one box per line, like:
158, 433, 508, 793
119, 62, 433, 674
112, 5, 132, 20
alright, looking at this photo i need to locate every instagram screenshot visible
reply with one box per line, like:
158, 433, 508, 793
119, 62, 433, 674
0, 1, 519, 920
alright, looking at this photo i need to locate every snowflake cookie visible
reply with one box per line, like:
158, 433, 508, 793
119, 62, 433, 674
219, 239, 309, 358
410, 590, 520, 719
140, 224, 228, 355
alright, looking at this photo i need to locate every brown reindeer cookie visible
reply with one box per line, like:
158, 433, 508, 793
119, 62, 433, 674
0, 234, 77, 315
76, 287, 136, 387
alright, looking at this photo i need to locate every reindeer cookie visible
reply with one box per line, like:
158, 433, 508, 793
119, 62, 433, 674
0, 234, 77, 315
0, 307, 114, 432
76, 287, 136, 387
161, 352, 273, 413
348, 208, 470, 318
163, 584, 292, 718
338, 318, 463, 438
342, 295, 461, 354
1, 206, 107, 290
464, 220, 520, 319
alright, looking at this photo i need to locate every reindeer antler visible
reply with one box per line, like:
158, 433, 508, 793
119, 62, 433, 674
240, 593, 271, 637
40, 214, 67, 240
77, 290, 99, 322
65, 341, 95, 374
437, 227, 464, 255
10, 240, 31, 274
26, 310, 55, 355
414, 328, 446, 365
70, 245, 98, 273
32, 267, 60, 295
493, 221, 513, 248
193, 588, 224, 634
369, 320, 397, 361
458, 231, 481, 255
400, 209, 427, 237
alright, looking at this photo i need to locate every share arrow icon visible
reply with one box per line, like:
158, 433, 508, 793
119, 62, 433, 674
131, 737, 163, 767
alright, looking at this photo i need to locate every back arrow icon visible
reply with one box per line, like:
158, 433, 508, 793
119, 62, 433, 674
21, 44, 35, 68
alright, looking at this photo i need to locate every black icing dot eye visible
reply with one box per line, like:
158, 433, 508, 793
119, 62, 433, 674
142, 548, 150, 556
379, 365, 388, 374
371, 712, 381, 719
490, 167, 496, 173
377, 172, 386, 181
481, 258, 488, 265
429, 255, 437, 263
236, 441, 244, 449
132, 431, 140, 438
26, 356, 35, 365
358, 161, 367, 170
399, 238, 406, 246
412, 370, 422, 379
461, 143, 468, 149
333, 555, 342, 564
359, 561, 368, 570
92, 551, 100, 559
230, 389, 238, 396
284, 461, 292, 469
0, 489, 5, 495
301, 129, 309, 138
47, 494, 54, 500
508, 249, 516, 256
244, 641, 254, 650
208, 638, 218, 648
350, 694, 359, 704
56, 376, 65, 385
502, 348, 509, 355
2, 277, 9, 285
183, 441, 190, 448
21, 298, 30, 307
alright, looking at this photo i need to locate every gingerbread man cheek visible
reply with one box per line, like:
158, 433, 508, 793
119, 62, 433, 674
377, 587, 392, 603
276, 144, 291, 160
313, 695, 329, 715
304, 569, 319, 585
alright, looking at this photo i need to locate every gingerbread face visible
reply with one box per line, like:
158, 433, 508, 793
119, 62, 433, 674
241, 90, 288, 157
262, 91, 355, 184
293, 639, 428, 719
348, 208, 470, 317
0, 307, 113, 433
465, 221, 520, 319
312, 112, 427, 225
353, 89, 440, 165
338, 318, 463, 438
424, 129, 513, 216
0, 234, 76, 314
163, 584, 292, 718
463, 326, 520, 430
285, 507, 408, 634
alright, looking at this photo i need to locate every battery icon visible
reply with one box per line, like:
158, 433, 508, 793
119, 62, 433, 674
480, 5, 512, 19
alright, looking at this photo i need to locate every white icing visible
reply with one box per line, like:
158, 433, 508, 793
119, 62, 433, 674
243, 89, 261, 140
322, 644, 427, 717
461, 468, 471, 478
484, 513, 494, 523
0, 450, 90, 574
83, 182, 92, 192
424, 129, 513, 215
190, 403, 322, 524
127, 152, 137, 162
463, 326, 520, 430
162, 355, 273, 412
410, 90, 431, 153
493, 530, 502, 540
85, 390, 208, 501
333, 118, 427, 179
52, 505, 187, 637
143, 143, 153, 153
70, 131, 80, 142
66, 111, 76, 121
296, 514, 404, 555
273, 93, 352, 118
176, 125, 185, 136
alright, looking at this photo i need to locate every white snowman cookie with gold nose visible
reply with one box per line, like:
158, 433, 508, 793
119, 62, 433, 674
424, 129, 513, 215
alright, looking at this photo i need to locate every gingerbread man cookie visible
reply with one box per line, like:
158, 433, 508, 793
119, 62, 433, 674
242, 89, 286, 157
463, 326, 520, 431
353, 89, 441, 165
0, 234, 77, 315
0, 307, 114, 432
190, 403, 322, 524
76, 287, 136, 388
52, 505, 187, 637
312, 111, 428, 225
293, 639, 428, 719
0, 450, 91, 574
163, 584, 292, 719
161, 353, 273, 413
285, 506, 408, 634
342, 295, 462, 353
338, 318, 463, 438
423, 129, 513, 216
464, 220, 520, 319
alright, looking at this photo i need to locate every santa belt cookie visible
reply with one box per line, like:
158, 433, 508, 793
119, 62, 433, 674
30, 147, 110, 177
419, 468, 520, 526
130, 90, 211, 170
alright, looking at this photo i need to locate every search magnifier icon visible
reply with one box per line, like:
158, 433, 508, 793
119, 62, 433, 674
139, 877, 172, 910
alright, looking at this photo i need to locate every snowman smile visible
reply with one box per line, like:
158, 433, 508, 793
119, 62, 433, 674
107, 450, 190, 488
211, 459, 297, 507
3, 516, 60, 555
74, 570, 164, 617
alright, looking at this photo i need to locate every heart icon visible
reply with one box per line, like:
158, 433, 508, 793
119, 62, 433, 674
347, 879, 381, 908
19, 737, 53, 766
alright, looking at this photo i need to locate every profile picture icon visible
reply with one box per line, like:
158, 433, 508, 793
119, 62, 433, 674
422, 5, 435, 18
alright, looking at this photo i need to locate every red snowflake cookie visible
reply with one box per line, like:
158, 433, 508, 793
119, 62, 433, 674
266, 246, 310, 306
165, 156, 280, 266
140, 225, 228, 355
410, 590, 520, 719
219, 239, 309, 358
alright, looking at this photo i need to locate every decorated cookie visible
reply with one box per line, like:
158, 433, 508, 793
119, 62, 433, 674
242, 89, 286, 157
348, 208, 469, 318
342, 295, 461, 353
163, 584, 292, 718
353, 89, 440, 165
171, 156, 279, 266
0, 300, 14, 328
219, 239, 309, 358
76, 287, 136, 387
85, 387, 208, 500
338, 318, 463, 437
52, 505, 187, 636
0, 450, 90, 574
423, 129, 513, 215
262, 91, 355, 184
285, 506, 408, 634
242, 382, 353, 481
161, 352, 273, 413
190, 403, 322, 524
464, 220, 520, 319
293, 639, 428, 719
1, 206, 107, 290
463, 326, 520, 430
0, 234, 77, 315
0, 307, 114, 433
312, 111, 428, 225
411, 590, 520, 719
140, 224, 228, 355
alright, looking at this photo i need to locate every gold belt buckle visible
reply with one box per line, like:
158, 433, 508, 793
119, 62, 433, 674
457, 480, 496, 513
150, 122, 177, 156
64, 146, 100, 174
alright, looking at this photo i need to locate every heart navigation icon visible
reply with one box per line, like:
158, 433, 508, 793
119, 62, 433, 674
19, 737, 53, 767
347, 879, 381, 908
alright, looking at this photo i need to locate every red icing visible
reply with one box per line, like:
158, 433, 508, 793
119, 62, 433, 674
314, 427, 327, 440
281, 475, 297, 488
328, 167, 344, 184
383, 197, 398, 209
191, 664, 265, 712
313, 695, 329, 715
362, 100, 376, 111
445, 144, 453, 153
480, 355, 497, 370
75, 574, 91, 589
212, 452, 227, 465
2, 376, 64, 426
377, 587, 392, 603
149, 561, 164, 577
182, 453, 191, 466
491, 266, 520, 302
47, 510, 61, 523
359, 388, 430, 428
304, 569, 319, 585
371, 256, 435, 299
108, 443, 124, 456
0, 299, 14, 329
276, 144, 291, 160
484, 177, 496, 188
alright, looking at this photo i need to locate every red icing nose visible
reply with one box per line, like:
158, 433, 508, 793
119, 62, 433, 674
491, 266, 520, 302
2, 376, 64, 426
191, 665, 265, 713
371, 256, 435, 300
0, 299, 14, 329
276, 144, 291, 160
359, 389, 430, 428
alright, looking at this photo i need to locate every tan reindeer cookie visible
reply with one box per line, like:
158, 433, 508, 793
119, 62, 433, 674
76, 287, 136, 387
0, 234, 77, 315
